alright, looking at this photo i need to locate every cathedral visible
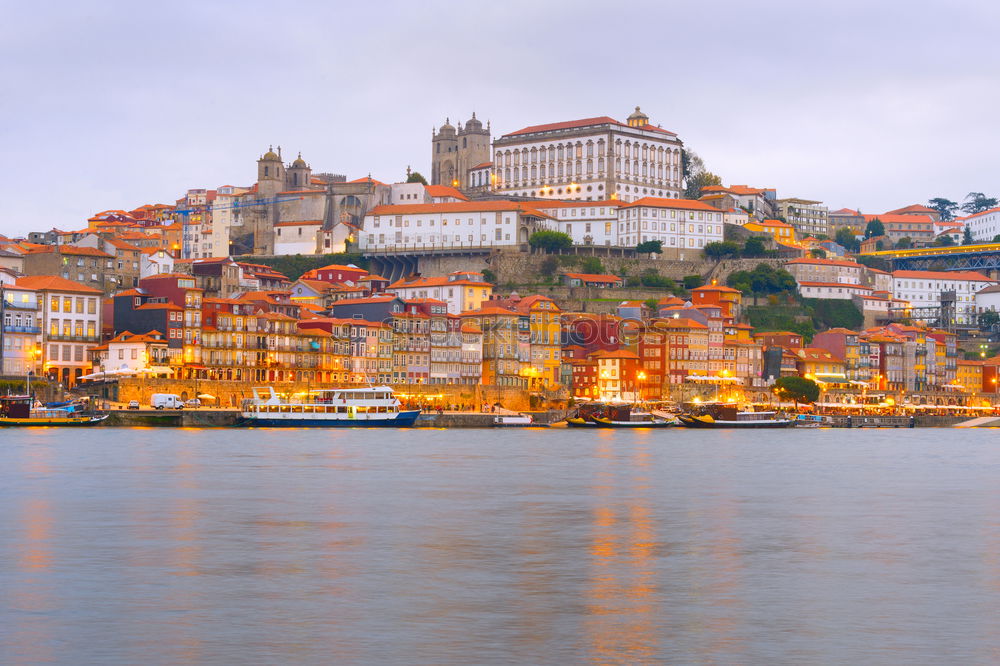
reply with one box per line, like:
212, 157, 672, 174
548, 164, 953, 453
431, 113, 491, 189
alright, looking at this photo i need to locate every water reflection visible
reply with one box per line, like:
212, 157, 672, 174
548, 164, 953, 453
2, 428, 1000, 663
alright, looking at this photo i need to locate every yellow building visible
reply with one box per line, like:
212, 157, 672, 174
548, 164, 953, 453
744, 218, 795, 244
515, 295, 562, 389
956, 359, 984, 393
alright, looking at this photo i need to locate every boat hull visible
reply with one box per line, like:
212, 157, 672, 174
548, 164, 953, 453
0, 415, 107, 427
591, 418, 674, 428
239, 410, 421, 428
678, 418, 794, 429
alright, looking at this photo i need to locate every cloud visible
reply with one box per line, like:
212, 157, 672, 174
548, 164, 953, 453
1, 0, 997, 236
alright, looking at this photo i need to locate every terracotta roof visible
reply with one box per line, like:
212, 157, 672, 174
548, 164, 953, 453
367, 201, 552, 218
692, 285, 741, 294
460, 306, 520, 316
589, 349, 641, 360
348, 176, 387, 186
621, 197, 721, 212
388, 276, 491, 289
863, 214, 934, 225
503, 116, 677, 138
470, 161, 493, 169
886, 204, 937, 216
892, 270, 994, 282
799, 281, 873, 290
15, 275, 102, 294
535, 199, 621, 210
329, 295, 401, 306
562, 272, 621, 282
27, 245, 113, 258
424, 185, 469, 201
787, 257, 863, 269
659, 317, 708, 329
274, 220, 322, 227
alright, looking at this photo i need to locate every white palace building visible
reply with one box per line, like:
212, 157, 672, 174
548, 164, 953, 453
491, 108, 684, 203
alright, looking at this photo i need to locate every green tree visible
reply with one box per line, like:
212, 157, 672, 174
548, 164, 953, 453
864, 218, 885, 239
742, 237, 766, 257
644, 298, 660, 310
684, 171, 723, 199
934, 234, 956, 247
810, 248, 827, 258
528, 230, 572, 253
962, 192, 999, 215
835, 227, 860, 253
875, 240, 885, 251
992, 235, 1000, 243
928, 197, 959, 221
683, 274, 704, 290
580, 256, 605, 274
895, 237, 912, 249
963, 225, 974, 245
774, 376, 820, 405
978, 310, 1000, 331
703, 241, 740, 259
481, 269, 498, 284
635, 240, 663, 255
406, 171, 428, 185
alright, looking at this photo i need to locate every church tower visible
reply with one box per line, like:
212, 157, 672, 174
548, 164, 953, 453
286, 152, 312, 190
431, 118, 459, 186
257, 146, 285, 198
431, 113, 491, 189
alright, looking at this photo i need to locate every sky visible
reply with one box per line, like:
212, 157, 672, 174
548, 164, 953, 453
1, 0, 998, 237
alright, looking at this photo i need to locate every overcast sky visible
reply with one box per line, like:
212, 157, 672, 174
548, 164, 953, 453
1, 0, 997, 237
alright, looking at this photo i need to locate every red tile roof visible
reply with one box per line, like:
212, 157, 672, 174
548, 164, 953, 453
621, 197, 721, 212
892, 270, 995, 282
16, 275, 102, 294
367, 201, 552, 218
424, 185, 469, 201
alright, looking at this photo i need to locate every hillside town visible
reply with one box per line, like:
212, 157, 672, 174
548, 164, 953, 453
3, 108, 1000, 413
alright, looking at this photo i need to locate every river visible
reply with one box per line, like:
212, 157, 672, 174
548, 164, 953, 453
2, 426, 999, 664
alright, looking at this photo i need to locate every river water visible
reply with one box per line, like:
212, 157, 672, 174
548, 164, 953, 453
2, 426, 999, 664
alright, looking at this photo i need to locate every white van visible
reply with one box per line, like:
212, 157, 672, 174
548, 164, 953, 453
151, 393, 184, 410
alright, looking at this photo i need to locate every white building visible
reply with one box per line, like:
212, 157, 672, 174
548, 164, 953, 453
492, 107, 683, 203
892, 270, 996, 325
274, 220, 322, 255
958, 207, 1000, 242
533, 200, 621, 246
359, 201, 556, 252
617, 197, 725, 258
787, 257, 866, 286
91, 331, 169, 376
140, 248, 176, 278
16, 275, 102, 386
386, 271, 493, 315
1, 283, 42, 375
798, 282, 874, 300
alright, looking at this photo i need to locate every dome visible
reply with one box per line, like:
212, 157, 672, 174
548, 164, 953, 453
292, 152, 307, 168
261, 146, 280, 161
626, 106, 649, 126
439, 118, 456, 135
465, 112, 482, 131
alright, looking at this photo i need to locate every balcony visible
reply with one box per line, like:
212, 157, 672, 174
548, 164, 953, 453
46, 333, 101, 342
4, 325, 41, 334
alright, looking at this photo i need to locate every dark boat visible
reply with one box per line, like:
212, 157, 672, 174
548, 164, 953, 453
676, 403, 794, 429
567, 403, 674, 428
0, 395, 108, 426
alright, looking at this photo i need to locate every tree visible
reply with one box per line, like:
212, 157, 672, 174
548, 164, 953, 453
835, 227, 860, 253
895, 237, 912, 249
864, 218, 885, 239
726, 263, 796, 302
406, 171, 428, 185
963, 225, 974, 245
992, 235, 1000, 243
683, 274, 704, 290
978, 310, 1000, 331
928, 197, 959, 221
481, 269, 498, 284
681, 149, 723, 199
703, 241, 740, 259
528, 230, 572, 253
742, 237, 766, 257
875, 240, 885, 251
962, 192, 999, 215
684, 171, 723, 199
774, 376, 820, 405
810, 248, 827, 258
635, 240, 663, 255
580, 256, 605, 274
934, 235, 956, 246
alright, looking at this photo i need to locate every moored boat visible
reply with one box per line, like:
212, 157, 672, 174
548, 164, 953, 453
240, 386, 420, 427
676, 403, 794, 428
494, 414, 536, 427
0, 395, 108, 426
566, 402, 674, 428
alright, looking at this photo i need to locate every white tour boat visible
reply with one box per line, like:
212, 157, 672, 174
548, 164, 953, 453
240, 386, 420, 427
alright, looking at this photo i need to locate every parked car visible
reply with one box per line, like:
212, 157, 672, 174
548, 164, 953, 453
185, 398, 201, 409
127, 400, 140, 410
